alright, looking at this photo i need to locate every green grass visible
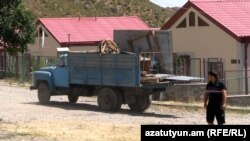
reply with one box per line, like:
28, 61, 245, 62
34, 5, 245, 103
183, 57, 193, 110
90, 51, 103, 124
153, 101, 250, 115
24, 0, 177, 27
226, 106, 250, 115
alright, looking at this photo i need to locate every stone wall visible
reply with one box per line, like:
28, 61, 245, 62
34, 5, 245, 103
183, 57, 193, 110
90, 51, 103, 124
155, 83, 206, 102
227, 95, 250, 107
154, 83, 250, 107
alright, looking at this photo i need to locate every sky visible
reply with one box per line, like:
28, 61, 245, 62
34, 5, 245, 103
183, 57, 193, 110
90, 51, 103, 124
150, 0, 188, 7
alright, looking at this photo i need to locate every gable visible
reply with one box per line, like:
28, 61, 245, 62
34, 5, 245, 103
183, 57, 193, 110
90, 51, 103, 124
166, 7, 240, 46
172, 7, 210, 29
161, 1, 248, 42
36, 23, 61, 45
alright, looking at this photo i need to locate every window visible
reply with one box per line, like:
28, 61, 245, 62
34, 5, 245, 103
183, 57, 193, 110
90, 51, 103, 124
177, 18, 187, 28
198, 17, 209, 26
38, 27, 48, 48
189, 11, 195, 27
36, 27, 48, 37
231, 59, 237, 64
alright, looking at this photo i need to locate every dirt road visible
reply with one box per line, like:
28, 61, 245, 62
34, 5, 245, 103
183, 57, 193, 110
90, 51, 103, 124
0, 81, 249, 141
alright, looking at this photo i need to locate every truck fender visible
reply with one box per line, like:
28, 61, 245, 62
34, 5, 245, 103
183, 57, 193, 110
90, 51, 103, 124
34, 71, 55, 92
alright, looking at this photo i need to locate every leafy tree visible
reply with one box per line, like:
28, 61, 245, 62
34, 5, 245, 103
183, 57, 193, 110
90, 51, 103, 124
0, 0, 35, 78
0, 0, 35, 55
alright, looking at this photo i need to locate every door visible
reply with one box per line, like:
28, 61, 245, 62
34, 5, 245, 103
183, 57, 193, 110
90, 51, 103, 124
174, 54, 191, 76
207, 58, 224, 79
53, 55, 69, 88
53, 66, 69, 88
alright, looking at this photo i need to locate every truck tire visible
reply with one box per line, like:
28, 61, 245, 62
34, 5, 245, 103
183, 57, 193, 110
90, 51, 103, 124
68, 95, 79, 103
143, 95, 152, 110
68, 88, 79, 103
38, 82, 51, 104
97, 87, 122, 112
128, 94, 152, 112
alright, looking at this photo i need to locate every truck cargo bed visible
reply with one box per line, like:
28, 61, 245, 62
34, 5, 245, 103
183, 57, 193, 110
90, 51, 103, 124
68, 52, 141, 87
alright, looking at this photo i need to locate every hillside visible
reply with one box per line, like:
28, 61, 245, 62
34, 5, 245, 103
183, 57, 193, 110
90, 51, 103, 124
23, 0, 177, 27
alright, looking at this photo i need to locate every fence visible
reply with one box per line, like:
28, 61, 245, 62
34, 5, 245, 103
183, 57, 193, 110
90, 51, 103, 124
173, 55, 224, 80
172, 55, 250, 94
224, 70, 250, 95
0, 53, 57, 81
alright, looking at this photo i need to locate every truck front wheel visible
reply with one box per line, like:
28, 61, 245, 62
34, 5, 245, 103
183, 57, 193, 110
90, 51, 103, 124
128, 94, 152, 112
97, 87, 122, 112
38, 82, 51, 104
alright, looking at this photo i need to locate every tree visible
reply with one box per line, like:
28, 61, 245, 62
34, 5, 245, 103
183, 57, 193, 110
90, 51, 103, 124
0, 0, 36, 54
0, 0, 35, 77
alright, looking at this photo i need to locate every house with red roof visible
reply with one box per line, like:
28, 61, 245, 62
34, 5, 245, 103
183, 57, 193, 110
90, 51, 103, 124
28, 16, 150, 56
161, 0, 250, 93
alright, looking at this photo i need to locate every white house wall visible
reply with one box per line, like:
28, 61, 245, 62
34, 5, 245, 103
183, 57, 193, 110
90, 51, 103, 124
169, 7, 244, 93
170, 8, 240, 70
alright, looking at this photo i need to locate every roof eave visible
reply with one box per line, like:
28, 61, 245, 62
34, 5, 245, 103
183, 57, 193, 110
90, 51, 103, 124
240, 36, 250, 43
60, 41, 101, 47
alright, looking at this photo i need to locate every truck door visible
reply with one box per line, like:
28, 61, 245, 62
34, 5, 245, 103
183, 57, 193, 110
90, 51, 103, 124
53, 55, 69, 88
53, 67, 69, 88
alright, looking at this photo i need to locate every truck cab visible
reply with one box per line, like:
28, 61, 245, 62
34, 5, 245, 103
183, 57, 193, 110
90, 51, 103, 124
30, 49, 73, 103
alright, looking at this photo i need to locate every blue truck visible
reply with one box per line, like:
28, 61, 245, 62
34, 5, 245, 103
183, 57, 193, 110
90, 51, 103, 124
30, 50, 177, 112
30, 31, 201, 112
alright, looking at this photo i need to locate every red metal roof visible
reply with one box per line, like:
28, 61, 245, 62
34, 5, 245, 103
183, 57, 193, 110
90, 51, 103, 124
38, 16, 150, 45
162, 0, 250, 41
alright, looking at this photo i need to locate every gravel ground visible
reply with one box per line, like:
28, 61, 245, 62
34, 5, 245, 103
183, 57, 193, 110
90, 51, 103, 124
0, 81, 250, 141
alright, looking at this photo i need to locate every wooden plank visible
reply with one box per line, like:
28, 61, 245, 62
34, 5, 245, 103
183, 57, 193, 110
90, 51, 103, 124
141, 77, 160, 83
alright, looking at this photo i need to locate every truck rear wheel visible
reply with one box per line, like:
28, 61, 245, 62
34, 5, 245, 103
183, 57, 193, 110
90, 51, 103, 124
128, 94, 152, 112
97, 87, 122, 112
38, 82, 51, 104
